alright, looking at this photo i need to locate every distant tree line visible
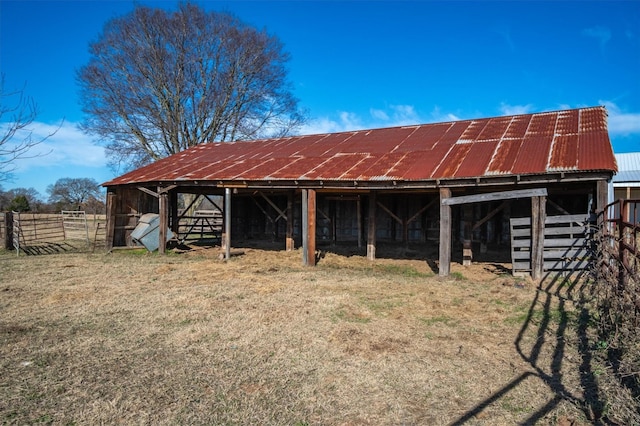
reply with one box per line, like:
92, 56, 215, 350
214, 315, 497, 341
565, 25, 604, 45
0, 177, 105, 213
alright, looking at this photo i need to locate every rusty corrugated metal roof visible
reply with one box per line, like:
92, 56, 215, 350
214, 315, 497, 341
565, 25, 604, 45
103, 106, 617, 187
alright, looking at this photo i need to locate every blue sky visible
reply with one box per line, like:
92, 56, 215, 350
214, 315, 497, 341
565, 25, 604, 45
1, 0, 639, 197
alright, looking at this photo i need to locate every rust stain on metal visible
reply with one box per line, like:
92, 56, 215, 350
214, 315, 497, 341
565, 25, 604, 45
104, 106, 617, 187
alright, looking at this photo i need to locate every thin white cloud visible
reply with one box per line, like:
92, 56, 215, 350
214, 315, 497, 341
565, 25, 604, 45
299, 112, 365, 135
300, 105, 423, 135
499, 103, 534, 116
301, 104, 467, 135
387, 104, 420, 125
370, 108, 389, 121
600, 101, 640, 136
1, 120, 107, 172
428, 106, 461, 123
582, 26, 611, 50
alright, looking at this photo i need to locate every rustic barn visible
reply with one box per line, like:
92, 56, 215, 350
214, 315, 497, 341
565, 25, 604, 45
102, 106, 617, 278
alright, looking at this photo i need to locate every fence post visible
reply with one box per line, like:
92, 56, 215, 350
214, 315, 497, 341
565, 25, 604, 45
619, 200, 630, 288
3, 212, 13, 250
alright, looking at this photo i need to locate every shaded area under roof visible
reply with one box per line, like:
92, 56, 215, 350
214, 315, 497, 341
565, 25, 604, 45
104, 106, 617, 187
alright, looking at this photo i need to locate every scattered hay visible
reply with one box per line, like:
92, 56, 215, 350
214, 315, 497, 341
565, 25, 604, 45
0, 247, 601, 425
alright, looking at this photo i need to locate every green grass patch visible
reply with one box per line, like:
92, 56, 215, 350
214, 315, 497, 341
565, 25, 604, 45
419, 315, 458, 327
333, 307, 371, 323
373, 263, 433, 278
450, 271, 466, 281
359, 296, 405, 316
504, 306, 579, 326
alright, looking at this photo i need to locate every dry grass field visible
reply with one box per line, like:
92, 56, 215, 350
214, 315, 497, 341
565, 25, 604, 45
0, 243, 602, 425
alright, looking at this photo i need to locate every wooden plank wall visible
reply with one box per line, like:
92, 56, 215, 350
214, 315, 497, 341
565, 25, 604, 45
510, 214, 591, 276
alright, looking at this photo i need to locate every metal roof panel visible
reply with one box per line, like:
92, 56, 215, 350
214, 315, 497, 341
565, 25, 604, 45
548, 134, 579, 170
486, 138, 523, 174
454, 140, 499, 177
103, 106, 616, 187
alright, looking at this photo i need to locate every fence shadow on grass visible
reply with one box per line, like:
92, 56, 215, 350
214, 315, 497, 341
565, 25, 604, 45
449, 269, 606, 425
16, 241, 80, 256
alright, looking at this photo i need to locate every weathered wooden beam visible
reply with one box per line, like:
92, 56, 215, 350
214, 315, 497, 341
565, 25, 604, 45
530, 196, 546, 280
357, 198, 363, 249
439, 188, 452, 276
463, 239, 472, 266
407, 198, 437, 225
259, 192, 287, 221
442, 188, 548, 206
158, 192, 168, 255
308, 189, 316, 266
105, 192, 116, 251
224, 188, 231, 260
367, 192, 377, 260
158, 185, 177, 194
547, 198, 571, 216
137, 186, 159, 198
317, 206, 331, 222
596, 179, 608, 213
377, 200, 403, 225
530, 196, 540, 279
286, 191, 294, 251
472, 200, 508, 231
301, 189, 317, 266
251, 196, 275, 224
462, 204, 473, 266
301, 190, 311, 265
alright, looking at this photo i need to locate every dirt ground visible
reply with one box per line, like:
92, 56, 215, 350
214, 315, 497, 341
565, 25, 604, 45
0, 243, 600, 425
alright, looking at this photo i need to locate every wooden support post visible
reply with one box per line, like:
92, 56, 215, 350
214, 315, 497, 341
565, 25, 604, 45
3, 211, 13, 250
224, 188, 231, 260
367, 192, 377, 260
307, 189, 316, 266
158, 190, 168, 255
357, 198, 362, 249
302, 190, 308, 265
596, 179, 608, 214
439, 188, 451, 277
105, 191, 116, 251
462, 204, 473, 266
286, 191, 294, 251
403, 197, 409, 246
463, 240, 473, 266
302, 189, 316, 266
530, 196, 546, 280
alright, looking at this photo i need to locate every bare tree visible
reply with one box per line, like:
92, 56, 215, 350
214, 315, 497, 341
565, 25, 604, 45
0, 75, 58, 181
77, 3, 306, 172
2, 186, 44, 212
47, 177, 102, 210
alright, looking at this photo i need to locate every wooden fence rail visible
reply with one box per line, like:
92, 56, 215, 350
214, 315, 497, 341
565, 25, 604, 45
510, 214, 592, 277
